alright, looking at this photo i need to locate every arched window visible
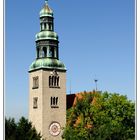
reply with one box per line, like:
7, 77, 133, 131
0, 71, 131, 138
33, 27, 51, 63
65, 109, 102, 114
41, 50, 44, 57
40, 23, 43, 30
37, 48, 39, 58
41, 23, 44, 30
48, 23, 52, 31
47, 23, 49, 30
52, 47, 55, 58
49, 71, 60, 88
43, 47, 47, 57
50, 47, 54, 58
44, 23, 46, 30
54, 47, 56, 58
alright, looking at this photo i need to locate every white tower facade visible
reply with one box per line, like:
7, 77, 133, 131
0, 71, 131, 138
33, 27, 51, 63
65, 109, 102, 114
29, 2, 66, 140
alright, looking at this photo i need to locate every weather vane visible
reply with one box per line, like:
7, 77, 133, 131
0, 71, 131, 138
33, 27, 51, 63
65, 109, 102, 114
94, 79, 98, 91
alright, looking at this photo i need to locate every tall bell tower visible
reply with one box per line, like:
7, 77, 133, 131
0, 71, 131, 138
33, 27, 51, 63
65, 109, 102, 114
28, 1, 66, 139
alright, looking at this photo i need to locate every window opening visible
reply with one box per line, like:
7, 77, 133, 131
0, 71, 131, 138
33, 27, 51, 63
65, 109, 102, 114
37, 48, 39, 58
48, 23, 52, 30
46, 23, 49, 30
49, 76, 59, 88
41, 23, 43, 30
49, 70, 60, 88
50, 97, 59, 108
44, 23, 46, 30
33, 97, 38, 109
49, 47, 54, 58
43, 47, 47, 57
33, 76, 39, 89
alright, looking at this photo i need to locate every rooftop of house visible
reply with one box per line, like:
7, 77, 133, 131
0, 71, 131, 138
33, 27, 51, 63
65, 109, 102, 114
66, 91, 97, 109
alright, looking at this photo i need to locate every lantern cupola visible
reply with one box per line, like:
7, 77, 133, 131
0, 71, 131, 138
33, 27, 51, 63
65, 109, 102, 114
29, 0, 66, 72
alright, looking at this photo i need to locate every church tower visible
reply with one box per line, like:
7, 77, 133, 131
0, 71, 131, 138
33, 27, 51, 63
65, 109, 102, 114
29, 1, 66, 139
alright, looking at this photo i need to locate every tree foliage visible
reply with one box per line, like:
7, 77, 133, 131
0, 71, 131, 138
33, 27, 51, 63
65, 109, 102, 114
5, 117, 41, 140
63, 91, 135, 140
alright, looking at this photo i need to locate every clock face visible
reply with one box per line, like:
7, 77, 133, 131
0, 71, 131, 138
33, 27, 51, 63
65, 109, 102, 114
49, 122, 61, 136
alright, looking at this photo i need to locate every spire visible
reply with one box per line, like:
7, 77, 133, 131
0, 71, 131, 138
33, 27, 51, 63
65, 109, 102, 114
45, 0, 48, 4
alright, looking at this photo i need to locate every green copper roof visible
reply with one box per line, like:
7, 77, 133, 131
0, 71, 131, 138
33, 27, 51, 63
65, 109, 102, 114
29, 58, 66, 71
35, 31, 58, 41
40, 3, 53, 17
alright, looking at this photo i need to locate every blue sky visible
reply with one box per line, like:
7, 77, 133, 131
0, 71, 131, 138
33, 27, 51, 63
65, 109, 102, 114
5, 0, 135, 119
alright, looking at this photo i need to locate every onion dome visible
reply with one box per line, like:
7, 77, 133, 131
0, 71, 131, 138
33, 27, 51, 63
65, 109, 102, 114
40, 1, 53, 17
29, 58, 66, 71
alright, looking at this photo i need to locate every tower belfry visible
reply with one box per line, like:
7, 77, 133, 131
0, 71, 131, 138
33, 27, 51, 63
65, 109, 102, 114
29, 1, 66, 139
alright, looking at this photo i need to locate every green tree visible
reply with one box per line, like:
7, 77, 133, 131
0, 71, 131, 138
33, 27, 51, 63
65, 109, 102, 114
5, 117, 42, 140
5, 118, 16, 140
63, 91, 135, 140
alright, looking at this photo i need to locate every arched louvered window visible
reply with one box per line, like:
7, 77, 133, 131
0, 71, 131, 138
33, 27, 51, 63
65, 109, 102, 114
49, 71, 60, 88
